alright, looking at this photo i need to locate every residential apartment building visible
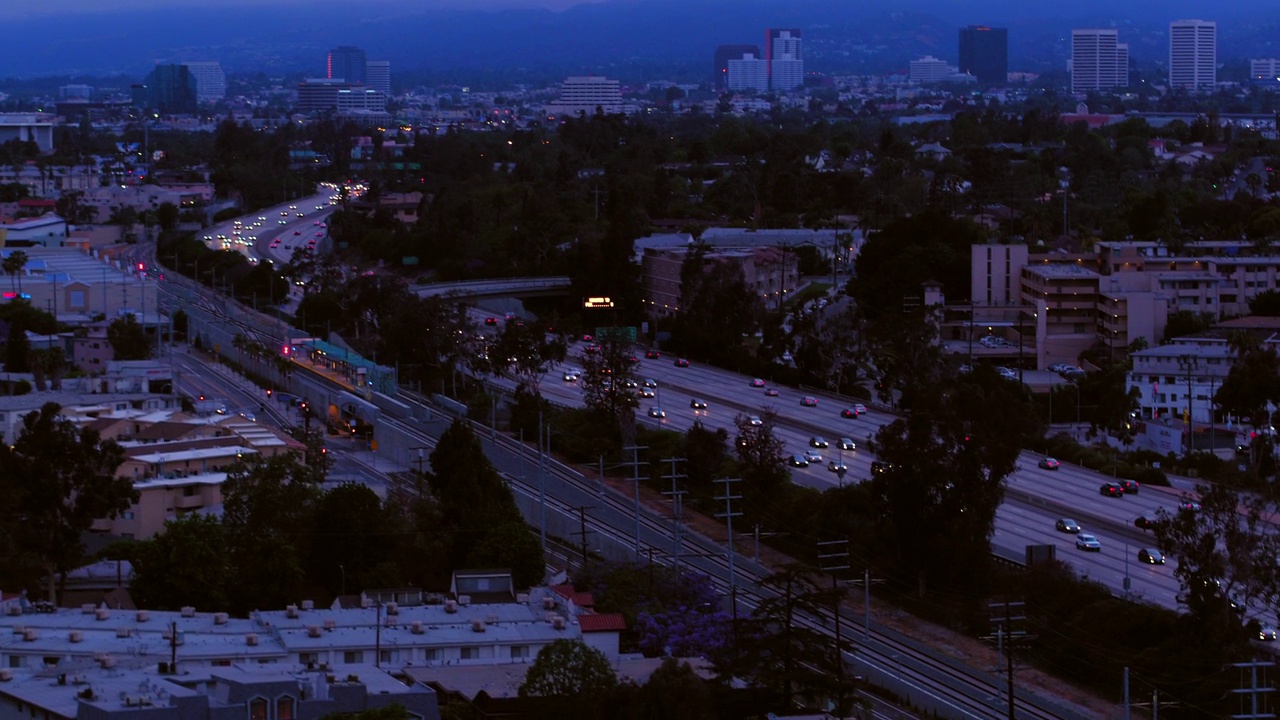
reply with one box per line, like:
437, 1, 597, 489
766, 28, 803, 91
544, 76, 624, 116
726, 55, 770, 92
1252, 58, 1280, 84
714, 44, 760, 89
1169, 19, 1216, 90
909, 56, 955, 84
1071, 29, 1129, 93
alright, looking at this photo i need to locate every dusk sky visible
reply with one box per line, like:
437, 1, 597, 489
1, 0, 601, 19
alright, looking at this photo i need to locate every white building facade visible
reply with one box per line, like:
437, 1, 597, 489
1071, 29, 1129, 93
1169, 20, 1216, 90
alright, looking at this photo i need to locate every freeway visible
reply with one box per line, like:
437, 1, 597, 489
477, 322, 1202, 617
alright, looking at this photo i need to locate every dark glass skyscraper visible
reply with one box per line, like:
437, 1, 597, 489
958, 26, 1008, 86
142, 64, 197, 114
714, 44, 760, 89
327, 46, 367, 85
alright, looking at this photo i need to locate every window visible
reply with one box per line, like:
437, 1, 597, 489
343, 650, 364, 664
510, 645, 528, 660
69, 290, 85, 309
249, 697, 268, 720
424, 648, 439, 662
212, 659, 231, 667
276, 696, 295, 720
461, 647, 478, 660
379, 650, 398, 664
8, 656, 22, 668
298, 652, 318, 665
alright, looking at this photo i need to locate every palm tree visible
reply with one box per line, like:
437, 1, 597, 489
2, 250, 27, 295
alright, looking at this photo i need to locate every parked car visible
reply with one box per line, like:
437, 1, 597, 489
1075, 534, 1102, 551
1055, 518, 1080, 533
1100, 482, 1125, 497
1039, 457, 1060, 470
1138, 548, 1165, 565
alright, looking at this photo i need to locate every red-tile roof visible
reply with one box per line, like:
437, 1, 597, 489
550, 584, 595, 608
578, 612, 626, 633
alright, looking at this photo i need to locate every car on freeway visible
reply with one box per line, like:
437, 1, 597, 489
870, 460, 890, 474
828, 460, 848, 473
800, 396, 818, 407
764, 388, 779, 397
674, 358, 690, 367
748, 415, 763, 426
582, 334, 594, 342
645, 350, 660, 359
1039, 457, 1060, 470
1100, 482, 1125, 497
622, 379, 638, 389
1134, 514, 1163, 530
484, 317, 497, 326
1055, 518, 1080, 533
562, 370, 580, 382
627, 355, 640, 365
1075, 534, 1102, 552
648, 407, 666, 419
841, 407, 859, 419
643, 378, 658, 388
853, 403, 867, 414
809, 436, 829, 448
638, 387, 655, 399
690, 398, 708, 410
1260, 626, 1278, 642
788, 454, 810, 467
838, 437, 856, 451
803, 449, 823, 463
750, 378, 766, 388
1181, 501, 1202, 512
1120, 479, 1140, 494
1138, 548, 1165, 565
293, 230, 301, 235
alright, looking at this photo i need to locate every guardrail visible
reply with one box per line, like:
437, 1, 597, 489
409, 276, 572, 298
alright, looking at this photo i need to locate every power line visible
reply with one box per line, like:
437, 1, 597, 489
622, 445, 648, 561
660, 456, 687, 570
715, 476, 742, 621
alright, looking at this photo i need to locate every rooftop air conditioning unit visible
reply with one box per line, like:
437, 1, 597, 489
444, 600, 457, 614
99, 656, 116, 669
410, 621, 424, 635
115, 627, 132, 639
385, 616, 397, 628
11, 625, 25, 635
541, 596, 555, 610
458, 595, 471, 607
386, 602, 398, 616
22, 628, 36, 641
135, 610, 149, 622
485, 614, 498, 625
552, 616, 566, 631
214, 612, 229, 625
80, 604, 96, 614
301, 600, 315, 611
0, 670, 13, 682
306, 626, 321, 638
286, 604, 299, 618
245, 633, 259, 646
470, 618, 485, 633
95, 608, 110, 621
180, 606, 195, 618
323, 619, 336, 630
4, 605, 19, 617
69, 631, 83, 643
360, 597, 371, 609
516, 593, 529, 603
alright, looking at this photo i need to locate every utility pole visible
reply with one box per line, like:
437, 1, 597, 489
538, 413, 547, 552
570, 506, 594, 565
623, 445, 648, 560
848, 569, 885, 639
661, 457, 687, 570
1178, 353, 1198, 456
715, 477, 742, 620
818, 539, 851, 719
984, 600, 1034, 720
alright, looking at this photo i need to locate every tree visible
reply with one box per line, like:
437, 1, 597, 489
1249, 290, 1280, 317
0, 403, 133, 602
156, 201, 180, 233
733, 408, 789, 502
520, 639, 618, 698
1215, 347, 1280, 465
465, 520, 545, 590
4, 320, 28, 373
489, 319, 567, 397
668, 246, 765, 364
107, 315, 151, 361
577, 329, 640, 440
130, 515, 233, 610
307, 482, 398, 597
1, 250, 27, 295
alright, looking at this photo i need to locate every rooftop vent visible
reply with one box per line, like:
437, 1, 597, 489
470, 618, 485, 633
386, 602, 399, 616
552, 616, 566, 631
180, 606, 195, 618
458, 595, 471, 607
115, 627, 132, 639
542, 596, 555, 610
306, 626, 321, 638
95, 608, 110, 621
135, 610, 149, 623
68, 631, 83, 643
80, 604, 96, 614
245, 633, 258, 646
410, 621, 424, 635
286, 605, 299, 618
323, 618, 336, 630
444, 600, 457, 614
98, 655, 116, 669
516, 593, 529, 603
22, 628, 37, 642
485, 614, 498, 625
0, 669, 12, 682
214, 612, 229, 625
301, 600, 315, 611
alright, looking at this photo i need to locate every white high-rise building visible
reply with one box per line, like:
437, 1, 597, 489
1071, 29, 1129, 93
1169, 19, 1216, 90
365, 60, 391, 95
1252, 59, 1280, 83
767, 28, 804, 91
181, 61, 226, 104
545, 76, 624, 115
910, 56, 955, 83
727, 54, 769, 92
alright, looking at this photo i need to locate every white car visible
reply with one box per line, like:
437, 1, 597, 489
803, 449, 823, 463
748, 415, 763, 427
1075, 534, 1102, 552
648, 406, 666, 419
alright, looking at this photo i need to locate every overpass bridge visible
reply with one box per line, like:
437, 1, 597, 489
409, 276, 572, 300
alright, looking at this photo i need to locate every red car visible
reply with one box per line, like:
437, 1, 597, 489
645, 350, 660, 359
674, 358, 690, 367
484, 318, 498, 326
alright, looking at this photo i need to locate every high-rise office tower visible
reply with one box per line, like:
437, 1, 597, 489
1071, 29, 1129, 93
365, 60, 391, 95
766, 28, 803, 91
143, 64, 198, 114
327, 46, 367, 85
181, 61, 226, 104
1169, 19, 1216, 90
958, 25, 1008, 86
727, 54, 769, 92
714, 45, 760, 89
